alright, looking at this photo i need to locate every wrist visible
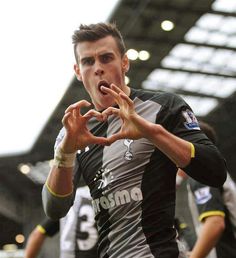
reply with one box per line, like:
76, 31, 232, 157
53, 145, 77, 168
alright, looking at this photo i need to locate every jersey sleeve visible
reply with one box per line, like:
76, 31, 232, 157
156, 92, 227, 187
38, 218, 60, 237
188, 178, 225, 222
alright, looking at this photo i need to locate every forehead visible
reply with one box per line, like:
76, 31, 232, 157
76, 35, 120, 59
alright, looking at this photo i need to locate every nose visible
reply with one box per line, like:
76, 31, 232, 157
94, 61, 104, 76
95, 69, 104, 76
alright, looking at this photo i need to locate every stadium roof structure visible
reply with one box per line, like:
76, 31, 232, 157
0, 0, 235, 247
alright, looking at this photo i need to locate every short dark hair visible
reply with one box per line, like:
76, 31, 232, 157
199, 121, 217, 144
72, 22, 126, 63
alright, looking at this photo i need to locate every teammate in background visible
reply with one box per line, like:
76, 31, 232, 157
174, 217, 196, 253
25, 186, 98, 258
25, 218, 59, 258
42, 22, 227, 257
178, 121, 236, 258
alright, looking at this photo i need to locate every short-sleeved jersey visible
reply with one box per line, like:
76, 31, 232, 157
42, 186, 98, 258
55, 88, 225, 258
188, 175, 236, 258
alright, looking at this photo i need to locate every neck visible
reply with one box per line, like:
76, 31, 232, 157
122, 85, 131, 97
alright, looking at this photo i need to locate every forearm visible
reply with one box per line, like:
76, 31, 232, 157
42, 181, 73, 220
133, 114, 226, 187
190, 216, 225, 258
46, 166, 73, 195
25, 229, 46, 258
133, 115, 192, 168
42, 166, 74, 219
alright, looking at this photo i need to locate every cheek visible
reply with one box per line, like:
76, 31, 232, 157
80, 68, 91, 83
81, 71, 96, 94
113, 68, 124, 83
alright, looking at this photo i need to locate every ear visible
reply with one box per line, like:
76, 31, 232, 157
122, 54, 130, 73
74, 64, 82, 81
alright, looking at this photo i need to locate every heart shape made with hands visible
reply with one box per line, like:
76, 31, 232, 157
82, 104, 143, 146
82, 106, 128, 145
84, 106, 121, 123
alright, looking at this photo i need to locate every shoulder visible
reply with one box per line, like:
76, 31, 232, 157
131, 88, 183, 104
131, 88, 189, 114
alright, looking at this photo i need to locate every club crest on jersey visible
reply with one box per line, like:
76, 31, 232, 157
123, 139, 134, 160
182, 109, 200, 130
194, 186, 212, 204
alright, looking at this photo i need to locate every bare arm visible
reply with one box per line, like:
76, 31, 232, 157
25, 227, 47, 258
190, 215, 225, 258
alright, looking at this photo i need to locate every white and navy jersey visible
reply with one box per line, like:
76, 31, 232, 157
42, 187, 98, 258
60, 186, 98, 258
44, 88, 227, 258
188, 174, 236, 258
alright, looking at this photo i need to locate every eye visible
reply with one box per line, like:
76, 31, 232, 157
81, 58, 94, 66
100, 54, 113, 63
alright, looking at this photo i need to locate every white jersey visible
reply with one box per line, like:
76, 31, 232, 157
60, 186, 98, 258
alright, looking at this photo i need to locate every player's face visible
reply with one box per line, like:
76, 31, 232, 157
74, 36, 129, 111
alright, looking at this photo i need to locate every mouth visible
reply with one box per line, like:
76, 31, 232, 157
98, 80, 110, 95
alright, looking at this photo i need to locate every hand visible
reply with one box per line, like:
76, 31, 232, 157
60, 100, 109, 153
101, 84, 147, 144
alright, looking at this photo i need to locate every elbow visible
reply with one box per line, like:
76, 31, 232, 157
218, 220, 226, 234
184, 146, 227, 187
201, 165, 226, 188
44, 206, 68, 220
208, 157, 227, 187
211, 216, 225, 235
42, 198, 72, 220
204, 146, 227, 187
184, 161, 227, 188
42, 184, 72, 220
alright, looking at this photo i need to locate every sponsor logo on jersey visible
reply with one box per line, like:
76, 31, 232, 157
92, 187, 143, 215
182, 109, 200, 130
194, 186, 212, 204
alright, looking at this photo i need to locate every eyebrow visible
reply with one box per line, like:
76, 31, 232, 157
80, 56, 94, 63
80, 51, 115, 63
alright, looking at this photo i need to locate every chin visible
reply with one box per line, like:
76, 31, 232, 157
97, 100, 114, 110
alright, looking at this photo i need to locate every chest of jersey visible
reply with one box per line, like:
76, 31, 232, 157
77, 98, 162, 213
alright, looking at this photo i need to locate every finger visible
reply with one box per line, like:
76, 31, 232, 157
83, 109, 104, 122
62, 112, 72, 127
65, 100, 91, 113
100, 86, 119, 100
90, 135, 111, 146
106, 132, 124, 145
110, 84, 132, 108
119, 92, 133, 105
110, 84, 123, 94
102, 107, 120, 117
101, 86, 127, 107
